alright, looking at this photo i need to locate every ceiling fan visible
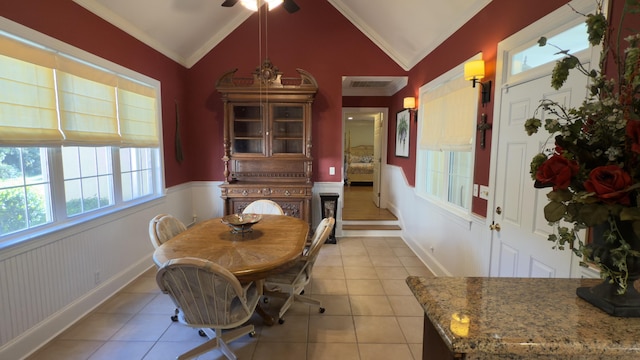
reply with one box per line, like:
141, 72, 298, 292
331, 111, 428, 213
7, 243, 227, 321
221, 0, 300, 13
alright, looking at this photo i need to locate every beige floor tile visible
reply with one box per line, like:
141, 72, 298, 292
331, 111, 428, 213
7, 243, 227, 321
27, 340, 104, 360
158, 322, 209, 342
353, 316, 406, 343
95, 292, 157, 314
146, 339, 256, 360
362, 238, 391, 248
59, 313, 133, 341
310, 295, 352, 315
385, 237, 410, 248
358, 343, 414, 360
381, 279, 414, 296
343, 266, 378, 279
376, 266, 409, 280
409, 342, 423, 360
138, 293, 177, 315
314, 254, 343, 267
110, 313, 173, 341
251, 342, 307, 360
312, 266, 346, 279
342, 256, 373, 267
349, 295, 394, 316
370, 255, 403, 267
397, 316, 424, 344
307, 342, 360, 360
365, 246, 394, 256
308, 315, 357, 343
259, 315, 308, 342
389, 296, 425, 316
393, 247, 417, 257
339, 245, 368, 256
121, 275, 161, 294
311, 278, 348, 295
87, 341, 154, 360
346, 279, 385, 295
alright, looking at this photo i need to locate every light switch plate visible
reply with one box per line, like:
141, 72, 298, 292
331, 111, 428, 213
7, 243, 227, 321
473, 184, 479, 197
479, 185, 490, 200
329, 166, 335, 175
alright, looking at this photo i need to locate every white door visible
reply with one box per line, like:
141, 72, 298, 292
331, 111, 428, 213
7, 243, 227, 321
372, 113, 382, 207
491, 69, 589, 278
488, 0, 602, 278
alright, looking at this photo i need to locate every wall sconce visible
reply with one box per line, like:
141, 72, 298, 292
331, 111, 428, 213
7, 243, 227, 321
464, 60, 491, 106
403, 97, 418, 121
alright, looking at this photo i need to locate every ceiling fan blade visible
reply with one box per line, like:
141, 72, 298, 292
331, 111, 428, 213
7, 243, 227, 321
221, 0, 239, 7
282, 0, 300, 13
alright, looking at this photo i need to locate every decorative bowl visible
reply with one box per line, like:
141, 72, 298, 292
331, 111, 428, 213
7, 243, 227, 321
221, 213, 262, 234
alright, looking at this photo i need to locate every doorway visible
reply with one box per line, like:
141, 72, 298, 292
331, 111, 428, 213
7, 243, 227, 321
342, 107, 395, 221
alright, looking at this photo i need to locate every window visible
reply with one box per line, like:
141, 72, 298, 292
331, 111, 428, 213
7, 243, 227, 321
0, 23, 163, 241
416, 56, 478, 214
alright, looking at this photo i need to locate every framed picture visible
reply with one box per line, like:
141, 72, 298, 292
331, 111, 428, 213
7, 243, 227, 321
395, 109, 410, 157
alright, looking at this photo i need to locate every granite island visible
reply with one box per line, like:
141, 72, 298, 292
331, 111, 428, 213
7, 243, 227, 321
406, 276, 640, 359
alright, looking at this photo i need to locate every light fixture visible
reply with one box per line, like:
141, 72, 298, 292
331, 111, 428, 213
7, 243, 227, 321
403, 97, 416, 110
464, 60, 492, 106
240, 0, 283, 11
403, 96, 418, 121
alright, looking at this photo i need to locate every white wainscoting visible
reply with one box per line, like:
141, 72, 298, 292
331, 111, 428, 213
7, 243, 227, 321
0, 184, 197, 360
382, 165, 491, 277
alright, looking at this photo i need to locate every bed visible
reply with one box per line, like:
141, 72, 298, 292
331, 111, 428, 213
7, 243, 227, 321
346, 144, 374, 185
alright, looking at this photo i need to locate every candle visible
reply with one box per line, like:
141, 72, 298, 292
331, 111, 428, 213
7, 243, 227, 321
450, 312, 470, 337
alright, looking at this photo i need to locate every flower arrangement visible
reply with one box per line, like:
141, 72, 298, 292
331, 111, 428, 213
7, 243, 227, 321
524, 0, 640, 294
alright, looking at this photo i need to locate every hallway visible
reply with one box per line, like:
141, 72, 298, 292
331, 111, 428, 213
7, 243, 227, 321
342, 186, 396, 221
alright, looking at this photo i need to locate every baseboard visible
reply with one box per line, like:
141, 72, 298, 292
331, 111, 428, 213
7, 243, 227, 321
0, 256, 154, 360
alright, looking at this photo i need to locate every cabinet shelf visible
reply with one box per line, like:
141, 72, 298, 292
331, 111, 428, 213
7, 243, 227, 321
217, 59, 317, 228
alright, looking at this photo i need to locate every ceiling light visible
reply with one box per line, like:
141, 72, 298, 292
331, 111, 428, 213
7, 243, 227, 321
241, 0, 284, 11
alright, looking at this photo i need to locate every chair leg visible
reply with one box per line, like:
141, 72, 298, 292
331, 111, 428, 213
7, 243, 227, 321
177, 325, 254, 360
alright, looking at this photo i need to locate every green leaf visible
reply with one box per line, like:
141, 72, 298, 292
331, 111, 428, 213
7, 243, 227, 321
579, 204, 610, 226
544, 201, 566, 222
547, 189, 573, 202
620, 208, 640, 221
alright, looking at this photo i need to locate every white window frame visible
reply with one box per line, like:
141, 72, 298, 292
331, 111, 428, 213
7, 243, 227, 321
0, 17, 165, 248
415, 55, 480, 219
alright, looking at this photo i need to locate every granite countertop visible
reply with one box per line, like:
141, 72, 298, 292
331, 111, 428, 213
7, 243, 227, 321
406, 276, 640, 359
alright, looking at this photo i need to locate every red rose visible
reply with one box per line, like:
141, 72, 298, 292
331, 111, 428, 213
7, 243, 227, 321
535, 154, 579, 190
626, 119, 640, 154
583, 165, 632, 204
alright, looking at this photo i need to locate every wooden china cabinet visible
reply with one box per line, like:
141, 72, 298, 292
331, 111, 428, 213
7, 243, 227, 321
217, 59, 318, 226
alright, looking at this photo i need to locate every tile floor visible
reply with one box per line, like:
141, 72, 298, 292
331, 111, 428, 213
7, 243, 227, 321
27, 236, 433, 360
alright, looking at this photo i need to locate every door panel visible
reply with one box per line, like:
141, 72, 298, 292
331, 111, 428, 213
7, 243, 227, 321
492, 71, 588, 278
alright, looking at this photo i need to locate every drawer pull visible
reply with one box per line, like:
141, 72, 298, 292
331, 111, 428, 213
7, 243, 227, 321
242, 190, 248, 196
284, 190, 291, 196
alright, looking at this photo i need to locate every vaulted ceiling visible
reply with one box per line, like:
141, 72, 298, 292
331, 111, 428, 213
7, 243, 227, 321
72, 0, 491, 71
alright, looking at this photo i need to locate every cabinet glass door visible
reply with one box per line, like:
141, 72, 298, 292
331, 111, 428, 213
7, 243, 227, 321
272, 105, 304, 154
232, 105, 263, 154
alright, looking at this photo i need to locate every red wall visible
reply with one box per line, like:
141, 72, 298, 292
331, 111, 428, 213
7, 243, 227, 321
0, 0, 190, 187
185, 0, 405, 183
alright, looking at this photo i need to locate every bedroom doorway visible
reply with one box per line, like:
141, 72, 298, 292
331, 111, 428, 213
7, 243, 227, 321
342, 107, 387, 217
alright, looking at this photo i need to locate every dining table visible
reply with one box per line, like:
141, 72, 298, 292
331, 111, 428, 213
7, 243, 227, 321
153, 214, 310, 325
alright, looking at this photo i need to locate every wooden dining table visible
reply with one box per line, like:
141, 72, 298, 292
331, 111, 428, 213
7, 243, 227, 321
153, 214, 310, 325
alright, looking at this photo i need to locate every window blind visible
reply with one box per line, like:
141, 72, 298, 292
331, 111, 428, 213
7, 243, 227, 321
0, 33, 159, 147
0, 35, 62, 145
419, 74, 476, 151
117, 77, 159, 147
